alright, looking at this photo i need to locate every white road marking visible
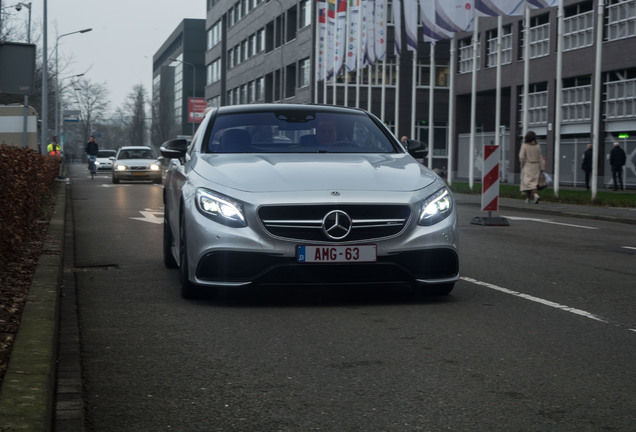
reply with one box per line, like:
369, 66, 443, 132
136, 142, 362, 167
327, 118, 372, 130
622, 246, 636, 251
461, 276, 636, 333
130, 209, 164, 224
502, 215, 599, 230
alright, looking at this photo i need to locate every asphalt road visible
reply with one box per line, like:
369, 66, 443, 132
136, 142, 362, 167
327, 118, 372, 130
68, 165, 636, 431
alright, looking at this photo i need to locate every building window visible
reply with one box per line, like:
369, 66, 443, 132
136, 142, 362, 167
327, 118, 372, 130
299, 0, 312, 28
299, 58, 310, 88
208, 58, 221, 84
256, 76, 265, 101
563, 2, 594, 51
486, 24, 512, 68
520, 13, 550, 59
415, 60, 450, 87
605, 69, 636, 119
242, 40, 249, 62
258, 28, 266, 52
208, 20, 222, 49
249, 34, 257, 56
458, 37, 480, 74
228, 49, 234, 69
228, 8, 234, 27
519, 83, 548, 126
561, 76, 592, 123
606, 0, 636, 41
210, 95, 220, 108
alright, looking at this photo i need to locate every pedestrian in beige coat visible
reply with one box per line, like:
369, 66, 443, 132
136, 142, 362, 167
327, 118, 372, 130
519, 131, 543, 204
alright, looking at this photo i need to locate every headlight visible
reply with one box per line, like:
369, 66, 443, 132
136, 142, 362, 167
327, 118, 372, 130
418, 187, 453, 226
150, 163, 160, 171
116, 165, 127, 171
195, 188, 246, 227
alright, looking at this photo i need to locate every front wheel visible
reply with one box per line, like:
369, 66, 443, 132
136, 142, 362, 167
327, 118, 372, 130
163, 212, 178, 269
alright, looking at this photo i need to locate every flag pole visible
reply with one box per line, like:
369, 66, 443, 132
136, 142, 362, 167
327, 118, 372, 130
522, 4, 530, 138
410, 53, 417, 140
554, 0, 564, 197
428, 43, 435, 168
355, 0, 362, 108
447, 36, 456, 186
591, 0, 604, 200
469, 16, 479, 190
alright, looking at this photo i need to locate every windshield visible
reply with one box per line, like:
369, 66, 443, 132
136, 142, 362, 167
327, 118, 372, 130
203, 110, 397, 154
118, 149, 155, 159
97, 150, 116, 158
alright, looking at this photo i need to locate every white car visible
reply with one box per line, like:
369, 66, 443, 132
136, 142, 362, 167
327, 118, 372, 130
94, 150, 116, 170
112, 146, 162, 184
160, 104, 458, 299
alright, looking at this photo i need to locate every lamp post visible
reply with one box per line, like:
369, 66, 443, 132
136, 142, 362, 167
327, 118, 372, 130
55, 28, 92, 148
168, 57, 196, 136
16, 2, 32, 148
58, 73, 84, 151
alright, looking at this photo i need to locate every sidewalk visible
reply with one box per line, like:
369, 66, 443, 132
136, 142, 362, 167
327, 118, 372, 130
454, 191, 636, 225
0, 182, 634, 431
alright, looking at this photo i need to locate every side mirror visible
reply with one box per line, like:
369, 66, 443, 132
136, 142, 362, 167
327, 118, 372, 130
160, 139, 189, 159
405, 139, 428, 159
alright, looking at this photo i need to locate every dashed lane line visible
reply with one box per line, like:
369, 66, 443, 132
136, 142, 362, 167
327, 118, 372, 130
461, 276, 636, 333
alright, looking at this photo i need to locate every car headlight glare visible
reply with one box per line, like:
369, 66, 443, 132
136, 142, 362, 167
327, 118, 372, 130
116, 165, 127, 171
196, 188, 246, 227
418, 187, 453, 226
150, 163, 160, 171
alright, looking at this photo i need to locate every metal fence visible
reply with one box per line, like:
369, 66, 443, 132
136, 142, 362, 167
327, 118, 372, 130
457, 133, 635, 190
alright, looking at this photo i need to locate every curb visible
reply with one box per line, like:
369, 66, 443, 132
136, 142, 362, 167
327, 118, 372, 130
0, 182, 66, 432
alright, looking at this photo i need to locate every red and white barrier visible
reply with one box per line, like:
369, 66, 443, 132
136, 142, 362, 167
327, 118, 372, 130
481, 145, 500, 212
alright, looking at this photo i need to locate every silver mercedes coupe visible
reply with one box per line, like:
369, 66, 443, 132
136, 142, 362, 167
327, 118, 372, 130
160, 104, 458, 299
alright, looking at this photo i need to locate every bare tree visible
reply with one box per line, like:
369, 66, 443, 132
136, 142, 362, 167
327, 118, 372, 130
71, 78, 110, 143
124, 84, 147, 147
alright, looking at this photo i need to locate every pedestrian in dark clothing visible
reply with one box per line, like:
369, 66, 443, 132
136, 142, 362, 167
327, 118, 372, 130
84, 135, 99, 169
582, 143, 593, 190
610, 141, 627, 191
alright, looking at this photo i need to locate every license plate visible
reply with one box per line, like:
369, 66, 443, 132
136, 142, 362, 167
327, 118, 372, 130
297, 245, 377, 263
132, 171, 146, 176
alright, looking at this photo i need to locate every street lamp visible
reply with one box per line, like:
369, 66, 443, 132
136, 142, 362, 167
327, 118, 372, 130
55, 28, 92, 148
58, 73, 84, 150
168, 57, 196, 136
15, 2, 32, 148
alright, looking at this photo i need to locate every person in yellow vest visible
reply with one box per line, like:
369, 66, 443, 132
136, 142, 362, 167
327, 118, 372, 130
47, 137, 61, 156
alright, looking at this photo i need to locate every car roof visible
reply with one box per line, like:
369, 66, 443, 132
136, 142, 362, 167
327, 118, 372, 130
118, 146, 153, 150
211, 103, 370, 116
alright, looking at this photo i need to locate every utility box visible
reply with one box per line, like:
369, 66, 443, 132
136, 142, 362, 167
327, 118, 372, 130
0, 104, 39, 151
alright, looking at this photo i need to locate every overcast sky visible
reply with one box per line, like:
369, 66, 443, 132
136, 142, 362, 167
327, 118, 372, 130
29, 0, 205, 114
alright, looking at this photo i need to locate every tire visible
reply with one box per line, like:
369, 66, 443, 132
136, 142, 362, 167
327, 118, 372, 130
163, 212, 178, 268
154, 177, 163, 185
179, 213, 202, 299
112, 175, 120, 184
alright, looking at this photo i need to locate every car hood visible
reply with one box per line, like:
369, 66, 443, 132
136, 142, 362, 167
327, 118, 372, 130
115, 158, 158, 165
192, 153, 437, 192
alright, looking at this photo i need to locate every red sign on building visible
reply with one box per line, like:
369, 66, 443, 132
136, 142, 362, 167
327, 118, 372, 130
188, 98, 207, 123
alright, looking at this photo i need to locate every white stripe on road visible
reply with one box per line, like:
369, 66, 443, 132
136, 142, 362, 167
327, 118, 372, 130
502, 215, 599, 230
461, 277, 636, 333
622, 246, 636, 251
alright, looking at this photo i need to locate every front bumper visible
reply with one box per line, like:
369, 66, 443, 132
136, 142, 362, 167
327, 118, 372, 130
194, 248, 459, 287
113, 170, 162, 181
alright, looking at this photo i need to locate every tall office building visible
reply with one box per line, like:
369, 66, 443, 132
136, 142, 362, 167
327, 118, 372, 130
152, 19, 206, 144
